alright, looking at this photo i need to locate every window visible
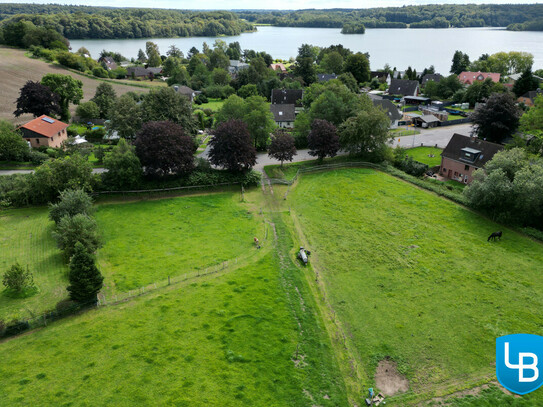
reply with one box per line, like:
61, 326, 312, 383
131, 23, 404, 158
36, 139, 39, 144
454, 171, 458, 177
443, 168, 447, 172
464, 165, 469, 171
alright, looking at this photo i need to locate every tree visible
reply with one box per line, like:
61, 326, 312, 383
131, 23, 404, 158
67, 242, 104, 304
520, 95, 543, 133
237, 84, 259, 98
14, 80, 62, 118
102, 138, 143, 190
137, 49, 147, 63
294, 57, 316, 86
134, 121, 195, 177
0, 121, 29, 162
2, 263, 36, 294
471, 92, 520, 143
141, 87, 197, 136
49, 188, 94, 225
108, 94, 142, 140
167, 45, 183, 59
41, 74, 84, 121
513, 68, 540, 98
462, 78, 506, 107
268, 131, 297, 167
450, 50, 470, 74
339, 107, 392, 160
307, 119, 340, 162
53, 214, 101, 261
436, 75, 463, 100
338, 72, 359, 93
319, 51, 344, 74
91, 82, 117, 119
208, 120, 256, 172
75, 101, 100, 121
344, 53, 370, 84
145, 41, 161, 67
212, 68, 230, 86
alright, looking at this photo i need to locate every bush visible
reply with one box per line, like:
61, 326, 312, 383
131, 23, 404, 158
396, 156, 428, 177
92, 67, 109, 78
194, 94, 208, 104
49, 188, 94, 224
55, 298, 80, 317
28, 150, 49, 165
2, 263, 36, 296
52, 214, 101, 261
3, 320, 30, 338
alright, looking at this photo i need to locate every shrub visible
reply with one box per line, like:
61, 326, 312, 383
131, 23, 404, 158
49, 188, 94, 225
3, 320, 30, 338
2, 263, 36, 295
52, 214, 101, 261
92, 67, 109, 78
55, 298, 80, 317
28, 150, 49, 165
396, 156, 428, 177
195, 94, 208, 104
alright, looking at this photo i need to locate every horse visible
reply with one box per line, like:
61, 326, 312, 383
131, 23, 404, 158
488, 231, 502, 242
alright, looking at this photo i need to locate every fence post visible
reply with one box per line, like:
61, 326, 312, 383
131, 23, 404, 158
168, 276, 171, 285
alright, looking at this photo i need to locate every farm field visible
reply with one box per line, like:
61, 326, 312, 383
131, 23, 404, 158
0, 192, 265, 320
406, 146, 442, 166
0, 250, 347, 406
288, 169, 543, 404
0, 46, 148, 124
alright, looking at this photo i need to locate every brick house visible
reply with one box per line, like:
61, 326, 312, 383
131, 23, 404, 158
518, 89, 543, 107
19, 115, 69, 148
440, 133, 504, 184
458, 71, 501, 85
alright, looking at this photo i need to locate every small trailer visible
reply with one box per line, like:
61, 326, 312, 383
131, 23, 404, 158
297, 247, 311, 265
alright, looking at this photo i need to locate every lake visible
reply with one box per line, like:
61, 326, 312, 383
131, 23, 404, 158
70, 26, 543, 74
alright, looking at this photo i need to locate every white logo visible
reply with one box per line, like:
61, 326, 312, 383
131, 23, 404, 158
505, 342, 539, 383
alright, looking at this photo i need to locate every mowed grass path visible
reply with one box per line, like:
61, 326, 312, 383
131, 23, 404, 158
289, 169, 543, 402
0, 251, 347, 406
0, 208, 67, 319
96, 193, 265, 293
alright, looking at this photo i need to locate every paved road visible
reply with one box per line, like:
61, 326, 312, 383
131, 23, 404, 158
0, 124, 473, 176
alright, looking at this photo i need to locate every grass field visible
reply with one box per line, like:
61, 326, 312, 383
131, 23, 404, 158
406, 146, 442, 166
195, 97, 225, 112
0, 250, 347, 406
1, 192, 265, 319
0, 47, 148, 124
0, 208, 67, 320
288, 169, 543, 404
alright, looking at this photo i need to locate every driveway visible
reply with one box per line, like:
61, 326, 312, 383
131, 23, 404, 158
391, 123, 473, 149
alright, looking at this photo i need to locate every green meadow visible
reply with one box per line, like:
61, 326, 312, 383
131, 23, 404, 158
288, 169, 543, 404
406, 146, 443, 167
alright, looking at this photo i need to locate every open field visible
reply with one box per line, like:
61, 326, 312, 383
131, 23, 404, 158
288, 169, 543, 404
0, 47, 148, 124
0, 250, 347, 406
95, 192, 265, 293
1, 191, 265, 320
406, 146, 442, 166
195, 97, 225, 112
0, 208, 67, 320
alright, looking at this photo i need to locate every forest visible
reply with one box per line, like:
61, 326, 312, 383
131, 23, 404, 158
507, 19, 543, 31
238, 4, 543, 29
0, 5, 255, 39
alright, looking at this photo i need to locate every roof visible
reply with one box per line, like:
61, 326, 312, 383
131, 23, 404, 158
441, 133, 504, 168
373, 99, 402, 122
419, 115, 441, 123
458, 71, 501, 85
270, 104, 296, 122
317, 73, 338, 82
20, 115, 68, 138
388, 79, 419, 96
422, 73, 443, 86
172, 85, 195, 95
404, 96, 430, 102
271, 89, 303, 106
270, 63, 287, 72
509, 73, 543, 81
520, 89, 543, 101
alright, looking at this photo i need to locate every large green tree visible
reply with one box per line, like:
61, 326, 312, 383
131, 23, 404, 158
513, 68, 540, 98
0, 121, 29, 162
108, 94, 142, 140
49, 188, 93, 225
102, 138, 143, 190
344, 52, 370, 84
91, 82, 117, 119
41, 74, 83, 121
53, 214, 101, 261
450, 50, 470, 74
67, 241, 104, 304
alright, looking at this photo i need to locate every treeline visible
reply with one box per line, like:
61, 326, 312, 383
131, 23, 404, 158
0, 5, 254, 40
507, 19, 543, 32
237, 4, 543, 29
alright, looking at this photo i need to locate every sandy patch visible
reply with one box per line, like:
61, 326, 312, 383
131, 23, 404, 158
375, 359, 409, 396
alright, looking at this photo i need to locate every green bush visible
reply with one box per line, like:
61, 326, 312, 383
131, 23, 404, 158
92, 67, 108, 78
28, 150, 49, 165
2, 262, 36, 295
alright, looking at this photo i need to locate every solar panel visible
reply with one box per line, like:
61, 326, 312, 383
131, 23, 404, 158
42, 117, 55, 124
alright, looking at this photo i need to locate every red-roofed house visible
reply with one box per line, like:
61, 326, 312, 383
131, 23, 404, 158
19, 115, 69, 148
458, 71, 501, 85
269, 63, 287, 73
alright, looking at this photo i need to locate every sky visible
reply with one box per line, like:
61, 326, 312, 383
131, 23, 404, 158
5, 0, 543, 10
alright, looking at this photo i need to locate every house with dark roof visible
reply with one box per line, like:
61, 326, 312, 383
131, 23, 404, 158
98, 56, 117, 71
270, 104, 296, 128
440, 133, 504, 184
229, 60, 249, 75
518, 89, 543, 107
317, 73, 338, 83
458, 71, 500, 85
19, 115, 68, 148
422, 73, 443, 86
271, 89, 303, 114
127, 66, 162, 78
388, 79, 419, 97
412, 114, 441, 128
373, 99, 401, 126
172, 85, 199, 102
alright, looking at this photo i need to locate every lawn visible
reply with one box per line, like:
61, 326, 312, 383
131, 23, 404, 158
288, 169, 543, 404
406, 146, 442, 166
0, 208, 67, 320
95, 192, 266, 293
195, 97, 225, 112
0, 250, 347, 406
